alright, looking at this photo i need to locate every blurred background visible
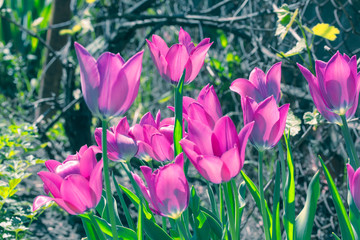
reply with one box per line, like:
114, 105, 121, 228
1, 0, 360, 239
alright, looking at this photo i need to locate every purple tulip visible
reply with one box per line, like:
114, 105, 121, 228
33, 145, 103, 215
230, 62, 282, 105
129, 111, 175, 162
93, 117, 138, 161
297, 52, 360, 123
243, 96, 289, 150
132, 153, 189, 219
146, 27, 213, 84
347, 164, 360, 211
180, 116, 254, 184
169, 84, 223, 129
74, 42, 144, 118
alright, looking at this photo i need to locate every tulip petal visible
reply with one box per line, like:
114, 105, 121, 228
188, 102, 215, 129
115, 117, 130, 135
184, 42, 212, 83
351, 167, 360, 211
74, 42, 100, 115
94, 128, 103, 147
140, 112, 157, 127
238, 121, 254, 168
80, 147, 96, 179
89, 160, 103, 205
147, 39, 165, 76
212, 116, 238, 156
197, 85, 222, 122
38, 171, 63, 197
266, 62, 282, 103
196, 156, 227, 184
45, 160, 61, 172
269, 104, 290, 148
166, 44, 189, 82
151, 133, 173, 162
230, 78, 263, 102
188, 119, 213, 156
221, 146, 241, 181
178, 27, 192, 48
152, 35, 169, 56
113, 51, 144, 116
61, 175, 96, 214
179, 138, 201, 164
33, 195, 54, 212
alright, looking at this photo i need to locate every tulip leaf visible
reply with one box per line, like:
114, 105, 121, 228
113, 175, 136, 230
332, 233, 341, 240
319, 156, 354, 240
81, 217, 98, 240
96, 191, 122, 226
200, 207, 223, 239
207, 181, 219, 218
118, 184, 140, 208
283, 134, 296, 240
295, 170, 320, 240
240, 170, 273, 234
272, 161, 281, 240
173, 70, 185, 157
142, 207, 173, 240
275, 5, 298, 40
349, 193, 360, 239
277, 38, 306, 58
312, 23, 340, 41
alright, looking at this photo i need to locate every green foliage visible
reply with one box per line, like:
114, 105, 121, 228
0, 120, 46, 239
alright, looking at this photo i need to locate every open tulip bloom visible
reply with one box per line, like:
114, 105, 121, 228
147, 27, 213, 84
93, 117, 138, 162
297, 51, 360, 124
132, 153, 189, 219
243, 96, 289, 151
74, 42, 144, 118
230, 62, 282, 106
180, 116, 254, 184
33, 145, 103, 215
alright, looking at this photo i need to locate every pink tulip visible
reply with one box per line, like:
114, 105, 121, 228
347, 164, 360, 211
243, 96, 289, 150
230, 62, 282, 105
93, 117, 138, 161
74, 42, 143, 118
169, 84, 222, 129
33, 145, 103, 215
132, 153, 189, 219
180, 116, 254, 184
146, 27, 213, 84
297, 52, 360, 123
129, 111, 175, 162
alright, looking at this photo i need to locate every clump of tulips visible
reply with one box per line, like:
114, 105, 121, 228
32, 28, 360, 240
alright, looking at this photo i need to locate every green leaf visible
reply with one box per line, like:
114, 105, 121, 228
219, 31, 228, 48
303, 110, 323, 126
96, 191, 122, 226
312, 23, 340, 41
295, 171, 320, 240
283, 134, 296, 240
173, 70, 185, 156
207, 182, 219, 218
319, 156, 354, 239
81, 217, 98, 240
138, 201, 143, 240
200, 208, 223, 239
142, 207, 173, 240
275, 7, 299, 40
118, 184, 140, 208
240, 171, 273, 233
349, 193, 360, 239
277, 38, 306, 58
332, 233, 341, 240
272, 161, 281, 240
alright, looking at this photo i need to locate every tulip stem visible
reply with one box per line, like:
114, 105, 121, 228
88, 211, 107, 240
102, 119, 119, 240
340, 115, 360, 169
277, 142, 286, 218
258, 150, 271, 240
176, 215, 189, 240
223, 181, 236, 239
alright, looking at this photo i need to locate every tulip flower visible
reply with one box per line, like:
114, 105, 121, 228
297, 52, 360, 123
347, 164, 360, 211
129, 110, 175, 162
93, 117, 138, 161
230, 62, 282, 105
146, 27, 213, 84
180, 116, 254, 184
33, 146, 103, 215
74, 42, 144, 118
169, 84, 222, 129
132, 153, 189, 219
243, 96, 289, 150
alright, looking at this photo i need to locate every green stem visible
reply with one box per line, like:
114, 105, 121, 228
277, 142, 286, 217
137, 201, 143, 240
223, 182, 236, 239
258, 151, 271, 240
340, 115, 360, 169
162, 217, 167, 233
102, 119, 119, 240
88, 211, 107, 240
231, 179, 240, 239
176, 215, 189, 240
219, 184, 224, 224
